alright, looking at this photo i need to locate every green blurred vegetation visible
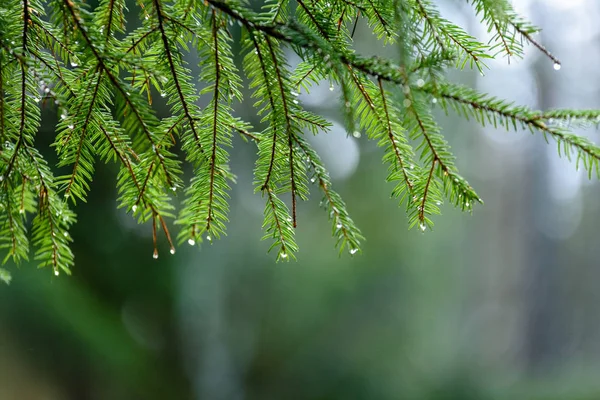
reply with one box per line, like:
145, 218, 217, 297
3, 0, 600, 399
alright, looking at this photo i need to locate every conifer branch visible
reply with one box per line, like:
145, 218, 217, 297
1, 0, 599, 280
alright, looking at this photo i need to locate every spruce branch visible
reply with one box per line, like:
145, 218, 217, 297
1, 0, 600, 281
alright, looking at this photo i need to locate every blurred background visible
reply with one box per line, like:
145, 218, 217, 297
2, 0, 600, 399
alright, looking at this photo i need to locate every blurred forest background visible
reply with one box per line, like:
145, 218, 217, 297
2, 0, 600, 399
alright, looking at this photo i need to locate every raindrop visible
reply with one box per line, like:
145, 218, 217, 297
403, 85, 410, 94
54, 269, 59, 276
188, 238, 195, 246
171, 186, 176, 192
436, 201, 441, 206
432, 98, 438, 104
416, 78, 425, 87
68, 124, 74, 130
352, 131, 361, 138
170, 248, 176, 255
70, 61, 78, 67
44, 87, 50, 93
63, 231, 68, 237
19, 208, 24, 214
280, 251, 288, 259
419, 223, 426, 232
292, 99, 299, 105
329, 82, 334, 91
161, 92, 166, 97
345, 101, 351, 108
403, 99, 411, 107
145, 15, 149, 20
553, 63, 561, 71
61, 113, 67, 120
310, 177, 316, 183
349, 248, 358, 255
291, 91, 299, 97
132, 205, 137, 212
465, 202, 470, 207
152, 250, 158, 259
336, 222, 342, 229
206, 235, 212, 242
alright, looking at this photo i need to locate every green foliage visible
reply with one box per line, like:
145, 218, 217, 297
0, 0, 599, 279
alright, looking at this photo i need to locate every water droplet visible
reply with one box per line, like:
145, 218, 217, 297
19, 208, 24, 214
345, 101, 351, 108
465, 202, 470, 207
44, 87, 50, 93
553, 63, 561, 71
436, 201, 441, 206
152, 250, 158, 259
171, 186, 176, 192
310, 177, 316, 183
280, 251, 288, 259
349, 248, 358, 255
61, 113, 67, 120
416, 79, 425, 87
206, 235, 212, 242
292, 99, 299, 105
63, 231, 68, 237
188, 238, 195, 246
403, 99, 411, 107
145, 15, 149, 20
403, 85, 410, 94
410, 164, 415, 170
329, 83, 334, 91
170, 248, 176, 255
432, 98, 438, 104
132, 204, 137, 212
291, 91, 299, 97
68, 124, 74, 130
0, 176, 4, 181
419, 223, 426, 232
336, 222, 342, 229
161, 92, 166, 97
70, 61, 78, 67
54, 269, 59, 276
352, 131, 361, 138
